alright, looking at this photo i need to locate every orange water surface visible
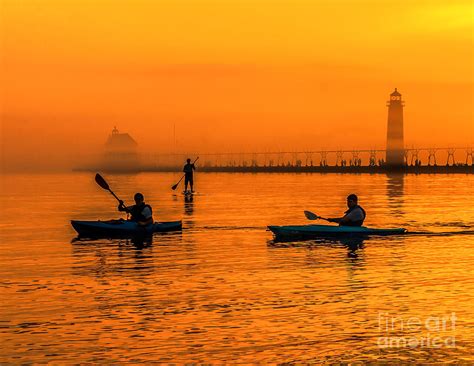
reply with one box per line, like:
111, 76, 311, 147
1, 172, 473, 362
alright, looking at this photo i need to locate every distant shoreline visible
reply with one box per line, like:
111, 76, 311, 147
74, 165, 474, 174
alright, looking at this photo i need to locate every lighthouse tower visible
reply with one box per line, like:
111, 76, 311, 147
386, 88, 405, 166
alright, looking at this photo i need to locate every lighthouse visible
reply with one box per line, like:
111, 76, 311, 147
103, 127, 139, 171
386, 88, 405, 166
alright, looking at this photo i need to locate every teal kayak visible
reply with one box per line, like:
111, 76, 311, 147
268, 224, 407, 238
71, 219, 182, 238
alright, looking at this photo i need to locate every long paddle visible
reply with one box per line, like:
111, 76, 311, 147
95, 173, 130, 213
304, 210, 331, 222
171, 156, 199, 190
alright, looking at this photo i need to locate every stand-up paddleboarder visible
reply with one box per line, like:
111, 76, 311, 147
183, 158, 196, 193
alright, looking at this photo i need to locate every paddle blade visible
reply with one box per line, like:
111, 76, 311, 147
304, 210, 319, 220
171, 183, 179, 191
95, 173, 110, 191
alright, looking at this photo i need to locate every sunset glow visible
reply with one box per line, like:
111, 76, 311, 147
1, 3, 474, 363
1, 0, 473, 170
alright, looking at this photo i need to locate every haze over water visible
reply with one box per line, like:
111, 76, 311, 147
1, 172, 473, 363
2, 0, 473, 172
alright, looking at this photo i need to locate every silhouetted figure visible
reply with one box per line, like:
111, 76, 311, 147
183, 158, 196, 192
118, 193, 153, 226
327, 194, 366, 227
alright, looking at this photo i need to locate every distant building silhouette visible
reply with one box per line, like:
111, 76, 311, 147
103, 127, 139, 171
386, 88, 405, 166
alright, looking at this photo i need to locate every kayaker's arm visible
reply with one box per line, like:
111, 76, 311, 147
118, 201, 126, 211
327, 215, 354, 224
328, 210, 365, 225
117, 201, 131, 213
338, 215, 353, 225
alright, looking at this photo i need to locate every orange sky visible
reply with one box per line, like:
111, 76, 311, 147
1, 0, 473, 171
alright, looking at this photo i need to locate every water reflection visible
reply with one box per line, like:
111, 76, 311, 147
267, 236, 368, 293
131, 235, 153, 248
386, 174, 405, 218
2, 172, 474, 363
71, 237, 155, 277
72, 234, 154, 248
70, 232, 183, 280
340, 236, 365, 258
341, 237, 367, 286
268, 235, 366, 259
184, 194, 194, 216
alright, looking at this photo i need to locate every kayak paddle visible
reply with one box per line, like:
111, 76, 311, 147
171, 156, 199, 190
304, 210, 330, 222
95, 173, 130, 213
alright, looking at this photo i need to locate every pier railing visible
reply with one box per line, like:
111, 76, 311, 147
141, 147, 474, 169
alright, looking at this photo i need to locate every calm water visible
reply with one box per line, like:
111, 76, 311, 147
1, 172, 474, 363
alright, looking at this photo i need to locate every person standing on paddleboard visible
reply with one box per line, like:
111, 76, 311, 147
118, 192, 154, 226
327, 194, 366, 226
183, 158, 196, 193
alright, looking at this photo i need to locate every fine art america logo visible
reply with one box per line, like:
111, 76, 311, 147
378, 312, 456, 348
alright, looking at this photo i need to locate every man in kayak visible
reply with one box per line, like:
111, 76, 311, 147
183, 158, 196, 193
327, 194, 366, 226
118, 193, 153, 226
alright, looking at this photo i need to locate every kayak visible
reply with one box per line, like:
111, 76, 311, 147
268, 224, 407, 238
71, 219, 182, 238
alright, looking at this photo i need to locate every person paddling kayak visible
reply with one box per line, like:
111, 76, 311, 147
183, 158, 196, 193
327, 194, 366, 226
118, 193, 153, 226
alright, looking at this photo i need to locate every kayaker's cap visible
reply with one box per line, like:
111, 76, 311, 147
347, 194, 358, 202
187, 158, 191, 163
134, 192, 144, 202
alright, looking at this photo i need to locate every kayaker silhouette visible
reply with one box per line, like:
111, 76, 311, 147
183, 158, 196, 193
327, 194, 366, 226
118, 193, 154, 226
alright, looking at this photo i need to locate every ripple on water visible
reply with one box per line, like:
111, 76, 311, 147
0, 173, 473, 362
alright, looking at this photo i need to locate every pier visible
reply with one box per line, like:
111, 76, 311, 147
134, 147, 474, 174
75, 90, 473, 174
